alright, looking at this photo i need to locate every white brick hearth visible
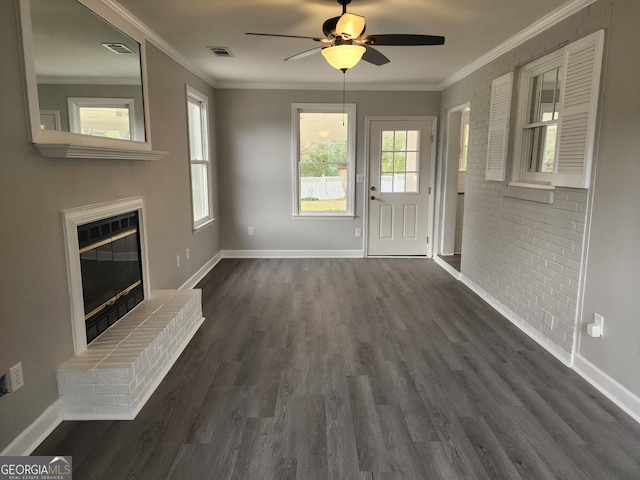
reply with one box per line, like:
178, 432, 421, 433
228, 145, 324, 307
57, 289, 204, 420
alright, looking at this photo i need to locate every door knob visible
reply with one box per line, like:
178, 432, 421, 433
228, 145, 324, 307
370, 195, 376, 200
370, 186, 376, 191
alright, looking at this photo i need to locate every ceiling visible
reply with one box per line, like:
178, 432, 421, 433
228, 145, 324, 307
113, 0, 572, 89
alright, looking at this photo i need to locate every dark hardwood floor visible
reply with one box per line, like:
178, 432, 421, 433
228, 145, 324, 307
34, 258, 640, 479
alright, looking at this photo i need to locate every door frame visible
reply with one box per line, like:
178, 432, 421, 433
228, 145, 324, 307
364, 115, 437, 258
437, 103, 470, 257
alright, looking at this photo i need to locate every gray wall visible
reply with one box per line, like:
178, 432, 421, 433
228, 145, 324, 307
579, 0, 640, 396
215, 89, 440, 251
0, 0, 219, 452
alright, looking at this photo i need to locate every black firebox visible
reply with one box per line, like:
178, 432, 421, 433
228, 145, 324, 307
78, 211, 144, 343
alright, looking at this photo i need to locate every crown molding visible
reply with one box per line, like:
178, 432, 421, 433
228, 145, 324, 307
214, 81, 441, 91
439, 0, 599, 90
99, 0, 217, 88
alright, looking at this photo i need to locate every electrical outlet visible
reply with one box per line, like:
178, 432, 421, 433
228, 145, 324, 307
248, 226, 254, 236
355, 228, 362, 237
186, 248, 190, 261
9, 362, 24, 392
176, 254, 181, 267
594, 313, 604, 334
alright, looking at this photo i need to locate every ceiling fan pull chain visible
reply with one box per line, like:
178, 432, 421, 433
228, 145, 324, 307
342, 72, 346, 125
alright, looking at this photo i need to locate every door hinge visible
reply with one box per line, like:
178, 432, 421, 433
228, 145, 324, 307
429, 187, 431, 195
431, 134, 434, 143
427, 236, 430, 244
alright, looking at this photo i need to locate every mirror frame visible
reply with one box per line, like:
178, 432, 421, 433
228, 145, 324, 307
18, 0, 166, 160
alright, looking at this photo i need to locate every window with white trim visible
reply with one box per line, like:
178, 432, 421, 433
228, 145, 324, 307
513, 50, 563, 184
186, 86, 213, 229
292, 103, 356, 216
68, 97, 137, 141
507, 30, 605, 189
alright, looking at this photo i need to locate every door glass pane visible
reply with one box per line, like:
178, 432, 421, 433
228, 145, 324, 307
394, 131, 407, 150
393, 173, 405, 191
380, 174, 393, 193
382, 131, 394, 151
407, 130, 418, 150
381, 152, 393, 172
379, 129, 420, 193
405, 173, 418, 192
407, 152, 417, 171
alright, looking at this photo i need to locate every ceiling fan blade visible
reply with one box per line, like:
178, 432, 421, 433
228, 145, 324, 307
336, 13, 366, 39
362, 45, 389, 66
361, 34, 445, 46
284, 47, 324, 61
246, 32, 328, 42
322, 16, 340, 37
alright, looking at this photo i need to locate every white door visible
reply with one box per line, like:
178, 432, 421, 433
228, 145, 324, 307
367, 118, 433, 256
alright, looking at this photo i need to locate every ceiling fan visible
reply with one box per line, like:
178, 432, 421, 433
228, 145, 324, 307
246, 0, 445, 71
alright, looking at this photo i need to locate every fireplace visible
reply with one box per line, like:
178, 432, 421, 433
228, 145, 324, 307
79, 211, 144, 343
63, 197, 151, 353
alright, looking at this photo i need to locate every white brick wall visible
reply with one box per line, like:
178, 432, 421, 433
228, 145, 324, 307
57, 289, 204, 420
439, 3, 611, 355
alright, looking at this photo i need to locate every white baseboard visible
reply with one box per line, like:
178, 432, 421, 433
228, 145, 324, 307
459, 273, 573, 366
573, 354, 640, 425
434, 255, 461, 280
448, 268, 640, 426
0, 400, 63, 456
222, 249, 365, 258
180, 251, 222, 289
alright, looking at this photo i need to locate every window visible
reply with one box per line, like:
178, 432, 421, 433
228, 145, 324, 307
293, 103, 356, 216
515, 50, 563, 184
508, 30, 605, 188
186, 86, 213, 230
459, 110, 470, 173
68, 97, 136, 140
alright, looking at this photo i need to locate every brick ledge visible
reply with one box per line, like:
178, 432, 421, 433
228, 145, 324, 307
56, 289, 204, 420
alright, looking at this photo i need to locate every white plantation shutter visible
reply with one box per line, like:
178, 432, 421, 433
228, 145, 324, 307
553, 30, 605, 188
485, 72, 513, 181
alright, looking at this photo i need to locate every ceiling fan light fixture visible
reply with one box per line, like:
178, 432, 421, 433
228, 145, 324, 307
321, 44, 366, 71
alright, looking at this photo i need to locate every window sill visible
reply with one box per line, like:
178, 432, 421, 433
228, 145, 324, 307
505, 182, 555, 204
193, 218, 216, 233
293, 214, 356, 221
507, 181, 554, 190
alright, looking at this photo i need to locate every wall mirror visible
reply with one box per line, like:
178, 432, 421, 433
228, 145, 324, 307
19, 0, 164, 159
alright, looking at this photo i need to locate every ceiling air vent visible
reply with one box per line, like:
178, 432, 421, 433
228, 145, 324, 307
209, 46, 234, 58
102, 43, 133, 54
